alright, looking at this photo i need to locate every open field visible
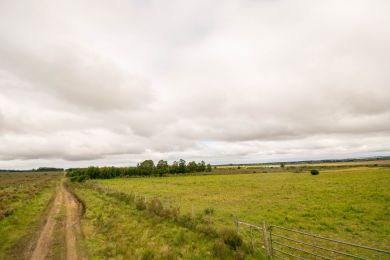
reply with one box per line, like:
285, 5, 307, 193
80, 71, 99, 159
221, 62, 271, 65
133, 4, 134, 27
0, 171, 62, 259
72, 183, 247, 259
216, 159, 390, 168
2, 165, 389, 259
96, 166, 390, 253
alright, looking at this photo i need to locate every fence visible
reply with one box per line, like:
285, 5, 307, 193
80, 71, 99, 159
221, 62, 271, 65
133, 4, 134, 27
235, 219, 270, 258
235, 219, 390, 260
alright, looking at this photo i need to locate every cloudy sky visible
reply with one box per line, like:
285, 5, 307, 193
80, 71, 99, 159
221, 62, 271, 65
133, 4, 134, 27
0, 0, 389, 169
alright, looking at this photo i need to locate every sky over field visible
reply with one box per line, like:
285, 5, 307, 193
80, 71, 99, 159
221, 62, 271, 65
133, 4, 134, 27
0, 0, 390, 168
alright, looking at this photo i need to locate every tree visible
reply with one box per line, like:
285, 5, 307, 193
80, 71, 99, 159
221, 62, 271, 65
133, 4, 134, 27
156, 160, 169, 176
178, 159, 186, 173
138, 160, 155, 175
197, 161, 206, 172
206, 164, 212, 172
187, 161, 198, 172
170, 161, 179, 173
280, 163, 285, 168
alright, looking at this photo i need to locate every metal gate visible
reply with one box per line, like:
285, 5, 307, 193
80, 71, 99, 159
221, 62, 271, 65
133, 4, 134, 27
269, 225, 390, 260
234, 219, 390, 259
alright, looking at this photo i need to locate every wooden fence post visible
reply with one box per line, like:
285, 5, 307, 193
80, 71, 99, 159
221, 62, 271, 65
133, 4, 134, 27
250, 225, 253, 248
191, 204, 195, 223
262, 223, 270, 258
235, 216, 239, 233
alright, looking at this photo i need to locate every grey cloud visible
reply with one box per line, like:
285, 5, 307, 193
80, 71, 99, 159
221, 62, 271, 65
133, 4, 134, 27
0, 0, 390, 168
0, 42, 153, 111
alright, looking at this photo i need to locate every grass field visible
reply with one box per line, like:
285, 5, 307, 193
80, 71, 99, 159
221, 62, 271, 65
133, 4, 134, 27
0, 171, 61, 259
73, 183, 251, 259
216, 159, 390, 168
96, 167, 390, 253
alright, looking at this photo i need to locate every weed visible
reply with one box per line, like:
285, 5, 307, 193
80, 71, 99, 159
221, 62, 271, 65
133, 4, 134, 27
136, 198, 147, 210
220, 228, 243, 250
142, 249, 155, 260
204, 207, 214, 215
196, 223, 217, 237
148, 198, 164, 216
212, 240, 231, 258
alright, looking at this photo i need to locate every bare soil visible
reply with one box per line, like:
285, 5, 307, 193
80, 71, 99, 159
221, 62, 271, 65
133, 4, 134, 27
28, 180, 82, 260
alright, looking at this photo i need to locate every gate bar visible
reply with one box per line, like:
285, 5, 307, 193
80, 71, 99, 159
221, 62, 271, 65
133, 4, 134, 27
270, 225, 390, 254
272, 240, 332, 260
272, 233, 368, 260
273, 247, 306, 260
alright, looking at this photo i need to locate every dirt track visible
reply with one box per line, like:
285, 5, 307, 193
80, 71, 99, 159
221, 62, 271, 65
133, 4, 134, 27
28, 180, 82, 260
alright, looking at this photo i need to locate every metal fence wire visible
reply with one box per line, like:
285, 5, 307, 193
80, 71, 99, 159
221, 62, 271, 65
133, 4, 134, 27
269, 225, 390, 260
234, 219, 390, 260
235, 219, 271, 258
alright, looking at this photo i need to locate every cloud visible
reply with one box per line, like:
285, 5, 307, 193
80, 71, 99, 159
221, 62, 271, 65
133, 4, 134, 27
0, 0, 389, 168
0, 42, 153, 111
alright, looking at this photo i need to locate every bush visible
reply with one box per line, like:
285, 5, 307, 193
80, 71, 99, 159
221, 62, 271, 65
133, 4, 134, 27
136, 198, 147, 210
161, 207, 179, 220
148, 198, 164, 216
220, 228, 243, 250
177, 214, 194, 229
212, 240, 231, 258
142, 250, 155, 260
311, 169, 320, 175
204, 207, 214, 215
196, 223, 217, 237
235, 250, 246, 260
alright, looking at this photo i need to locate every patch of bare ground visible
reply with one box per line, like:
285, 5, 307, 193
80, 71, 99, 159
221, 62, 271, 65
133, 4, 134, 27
27, 180, 83, 260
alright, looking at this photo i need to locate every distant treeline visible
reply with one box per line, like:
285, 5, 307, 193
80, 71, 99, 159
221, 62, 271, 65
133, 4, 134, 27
0, 167, 64, 172
215, 156, 390, 167
66, 159, 212, 182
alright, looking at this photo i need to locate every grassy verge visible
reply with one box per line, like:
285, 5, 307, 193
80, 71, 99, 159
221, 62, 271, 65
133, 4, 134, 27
72, 182, 262, 259
0, 179, 59, 259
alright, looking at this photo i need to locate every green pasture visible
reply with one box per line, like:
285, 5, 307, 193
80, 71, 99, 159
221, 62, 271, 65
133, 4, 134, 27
97, 167, 390, 251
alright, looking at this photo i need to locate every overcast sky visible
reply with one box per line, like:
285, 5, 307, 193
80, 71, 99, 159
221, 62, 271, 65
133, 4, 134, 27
0, 0, 389, 169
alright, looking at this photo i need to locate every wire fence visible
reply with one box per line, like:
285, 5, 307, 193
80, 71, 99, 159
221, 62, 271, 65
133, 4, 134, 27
235, 218, 390, 260
269, 225, 390, 260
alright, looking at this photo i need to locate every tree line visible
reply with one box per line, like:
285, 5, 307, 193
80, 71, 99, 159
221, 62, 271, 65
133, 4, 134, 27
66, 159, 212, 182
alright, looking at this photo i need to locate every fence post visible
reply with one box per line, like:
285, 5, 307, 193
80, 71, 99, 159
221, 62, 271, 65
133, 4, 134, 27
191, 204, 195, 223
235, 216, 239, 233
262, 223, 270, 258
250, 225, 253, 248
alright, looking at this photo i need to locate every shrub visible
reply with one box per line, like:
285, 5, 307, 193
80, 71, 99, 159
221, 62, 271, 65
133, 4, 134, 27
220, 228, 243, 250
142, 250, 155, 260
161, 207, 179, 220
212, 240, 231, 258
77, 175, 87, 182
204, 207, 214, 215
196, 223, 217, 237
311, 169, 320, 175
174, 230, 187, 246
136, 198, 147, 210
148, 198, 164, 216
235, 250, 246, 260
177, 214, 194, 229
70, 176, 78, 182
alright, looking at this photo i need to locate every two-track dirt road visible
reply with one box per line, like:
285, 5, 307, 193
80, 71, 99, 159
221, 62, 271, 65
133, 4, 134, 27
28, 180, 82, 260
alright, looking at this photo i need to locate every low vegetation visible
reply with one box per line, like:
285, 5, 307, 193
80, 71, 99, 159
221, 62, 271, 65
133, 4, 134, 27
0, 171, 61, 259
71, 182, 259, 259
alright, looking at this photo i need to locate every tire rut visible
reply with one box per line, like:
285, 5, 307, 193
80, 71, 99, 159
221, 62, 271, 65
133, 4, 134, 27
28, 180, 82, 260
